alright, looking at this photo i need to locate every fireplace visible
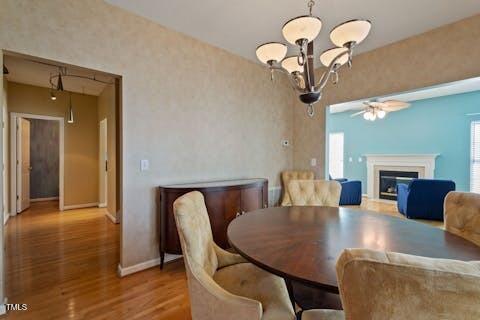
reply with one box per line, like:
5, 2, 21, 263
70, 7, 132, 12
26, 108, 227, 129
379, 170, 418, 200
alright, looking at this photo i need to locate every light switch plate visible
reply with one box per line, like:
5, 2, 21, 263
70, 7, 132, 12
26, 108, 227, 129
140, 159, 150, 171
358, 157, 363, 163
349, 157, 353, 162
310, 158, 317, 167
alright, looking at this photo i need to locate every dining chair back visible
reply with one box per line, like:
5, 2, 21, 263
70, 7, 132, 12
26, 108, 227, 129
287, 180, 341, 207
444, 191, 480, 247
281, 170, 315, 206
303, 248, 480, 320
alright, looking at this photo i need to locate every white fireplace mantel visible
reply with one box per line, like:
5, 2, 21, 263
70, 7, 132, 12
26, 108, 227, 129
364, 154, 439, 199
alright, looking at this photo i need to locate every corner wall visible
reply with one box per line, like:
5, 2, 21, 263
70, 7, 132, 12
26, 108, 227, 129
293, 14, 480, 177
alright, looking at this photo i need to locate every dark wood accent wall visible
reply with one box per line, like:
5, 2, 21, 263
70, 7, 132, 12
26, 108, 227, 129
158, 178, 268, 268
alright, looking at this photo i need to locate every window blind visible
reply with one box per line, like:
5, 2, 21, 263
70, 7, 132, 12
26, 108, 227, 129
471, 121, 480, 193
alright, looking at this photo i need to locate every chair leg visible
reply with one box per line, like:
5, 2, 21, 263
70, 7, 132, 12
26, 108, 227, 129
285, 278, 297, 312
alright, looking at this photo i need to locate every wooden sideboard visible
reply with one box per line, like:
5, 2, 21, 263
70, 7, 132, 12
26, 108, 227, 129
158, 178, 268, 268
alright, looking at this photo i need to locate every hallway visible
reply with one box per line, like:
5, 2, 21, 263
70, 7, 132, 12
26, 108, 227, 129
4, 201, 190, 319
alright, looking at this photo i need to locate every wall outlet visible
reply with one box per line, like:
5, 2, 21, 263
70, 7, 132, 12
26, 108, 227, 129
310, 158, 317, 167
140, 159, 150, 171
281, 139, 290, 147
358, 157, 363, 163
349, 157, 353, 162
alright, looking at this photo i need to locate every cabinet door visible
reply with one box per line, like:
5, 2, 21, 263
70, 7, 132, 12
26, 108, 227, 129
204, 189, 241, 248
241, 186, 265, 213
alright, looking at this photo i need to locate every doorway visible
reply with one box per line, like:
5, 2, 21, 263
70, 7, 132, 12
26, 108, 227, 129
10, 113, 64, 214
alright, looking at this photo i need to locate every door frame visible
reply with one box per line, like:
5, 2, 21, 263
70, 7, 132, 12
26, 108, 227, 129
10, 113, 64, 214
98, 118, 107, 208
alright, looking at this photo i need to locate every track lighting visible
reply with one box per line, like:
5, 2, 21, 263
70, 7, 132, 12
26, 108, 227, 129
50, 90, 57, 101
56, 74, 64, 91
2, 64, 8, 75
67, 93, 74, 124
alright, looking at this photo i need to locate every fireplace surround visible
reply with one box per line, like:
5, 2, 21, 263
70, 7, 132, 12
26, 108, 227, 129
365, 154, 439, 200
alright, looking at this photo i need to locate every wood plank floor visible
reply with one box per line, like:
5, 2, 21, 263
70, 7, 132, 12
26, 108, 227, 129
3, 199, 441, 319
4, 201, 191, 320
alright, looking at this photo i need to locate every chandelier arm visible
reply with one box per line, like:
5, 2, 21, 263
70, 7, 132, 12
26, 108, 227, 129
314, 50, 351, 91
270, 66, 306, 92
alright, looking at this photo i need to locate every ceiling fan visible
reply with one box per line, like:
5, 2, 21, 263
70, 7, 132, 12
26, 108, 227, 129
350, 100, 410, 121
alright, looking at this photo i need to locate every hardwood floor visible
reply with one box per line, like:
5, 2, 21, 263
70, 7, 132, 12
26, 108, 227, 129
3, 198, 441, 319
4, 201, 191, 320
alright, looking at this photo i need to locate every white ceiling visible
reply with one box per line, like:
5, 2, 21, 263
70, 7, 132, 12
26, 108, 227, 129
106, 0, 480, 63
329, 76, 480, 114
4, 55, 114, 96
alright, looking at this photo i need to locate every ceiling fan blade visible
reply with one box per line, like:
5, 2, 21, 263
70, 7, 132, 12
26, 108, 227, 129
350, 110, 366, 117
381, 100, 410, 112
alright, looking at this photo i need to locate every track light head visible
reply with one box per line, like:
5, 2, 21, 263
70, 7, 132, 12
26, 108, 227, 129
3, 64, 8, 75
56, 74, 64, 91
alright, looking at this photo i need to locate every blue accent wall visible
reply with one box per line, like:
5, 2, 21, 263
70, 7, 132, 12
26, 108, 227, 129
326, 90, 480, 193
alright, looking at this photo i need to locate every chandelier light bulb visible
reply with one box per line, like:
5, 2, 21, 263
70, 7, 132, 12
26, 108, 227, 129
282, 15, 322, 45
363, 112, 371, 120
320, 47, 349, 67
281, 56, 304, 74
256, 42, 288, 65
330, 19, 372, 48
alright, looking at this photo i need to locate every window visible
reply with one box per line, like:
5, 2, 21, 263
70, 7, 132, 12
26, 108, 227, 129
329, 132, 344, 179
471, 121, 480, 193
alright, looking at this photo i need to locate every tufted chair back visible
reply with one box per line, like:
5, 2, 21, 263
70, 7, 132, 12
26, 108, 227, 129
335, 248, 480, 319
174, 191, 264, 320
444, 191, 480, 247
287, 180, 341, 207
281, 170, 315, 206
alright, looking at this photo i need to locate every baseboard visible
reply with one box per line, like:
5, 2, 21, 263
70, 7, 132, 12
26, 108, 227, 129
98, 203, 107, 208
362, 194, 368, 198
105, 211, 117, 224
30, 197, 59, 203
63, 202, 99, 210
3, 212, 9, 225
117, 254, 182, 277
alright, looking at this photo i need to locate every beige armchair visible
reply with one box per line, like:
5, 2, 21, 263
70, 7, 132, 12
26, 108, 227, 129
444, 191, 480, 246
287, 180, 341, 206
281, 170, 315, 206
173, 191, 295, 320
302, 248, 480, 320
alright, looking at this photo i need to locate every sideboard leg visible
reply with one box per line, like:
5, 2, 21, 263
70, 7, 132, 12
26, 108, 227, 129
160, 251, 165, 269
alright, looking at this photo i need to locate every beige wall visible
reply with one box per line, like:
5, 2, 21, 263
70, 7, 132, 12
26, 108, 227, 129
0, 55, 5, 302
0, 0, 295, 269
7, 82, 99, 207
98, 84, 117, 219
293, 14, 480, 178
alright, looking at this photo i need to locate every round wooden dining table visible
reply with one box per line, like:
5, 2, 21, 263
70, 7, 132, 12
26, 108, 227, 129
227, 206, 480, 308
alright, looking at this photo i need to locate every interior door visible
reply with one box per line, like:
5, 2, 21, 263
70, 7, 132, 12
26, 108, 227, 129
17, 117, 31, 213
99, 118, 108, 207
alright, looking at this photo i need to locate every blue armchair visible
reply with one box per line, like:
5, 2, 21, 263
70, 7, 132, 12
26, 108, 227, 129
396, 179, 456, 221
329, 175, 362, 205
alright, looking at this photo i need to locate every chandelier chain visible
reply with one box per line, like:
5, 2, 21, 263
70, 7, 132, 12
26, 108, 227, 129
307, 0, 315, 15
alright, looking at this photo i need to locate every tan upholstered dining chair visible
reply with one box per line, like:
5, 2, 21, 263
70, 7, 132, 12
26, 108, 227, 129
287, 180, 341, 207
444, 191, 480, 246
173, 191, 295, 320
281, 170, 315, 206
302, 248, 480, 320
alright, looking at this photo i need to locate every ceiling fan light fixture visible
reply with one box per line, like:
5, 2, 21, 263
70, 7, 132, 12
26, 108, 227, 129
320, 47, 349, 67
281, 56, 304, 74
256, 42, 288, 65
330, 19, 371, 48
282, 15, 323, 45
377, 109, 386, 119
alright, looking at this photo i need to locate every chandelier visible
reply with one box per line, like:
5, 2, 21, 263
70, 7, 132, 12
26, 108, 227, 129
255, 0, 371, 117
